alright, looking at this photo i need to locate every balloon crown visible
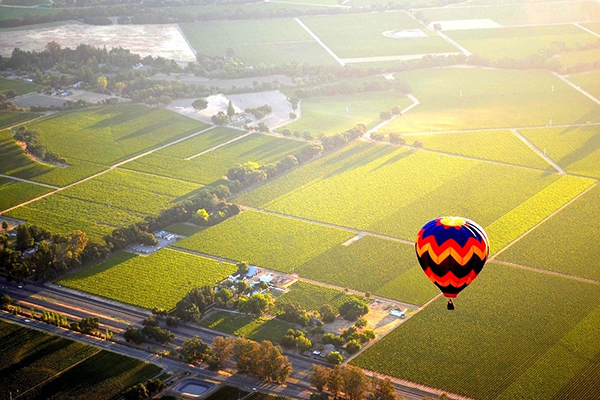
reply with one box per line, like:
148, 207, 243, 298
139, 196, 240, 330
439, 216, 467, 227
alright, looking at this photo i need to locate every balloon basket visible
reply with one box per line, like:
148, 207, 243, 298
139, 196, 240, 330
447, 299, 455, 311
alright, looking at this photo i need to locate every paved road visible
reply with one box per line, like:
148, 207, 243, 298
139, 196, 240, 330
0, 278, 442, 400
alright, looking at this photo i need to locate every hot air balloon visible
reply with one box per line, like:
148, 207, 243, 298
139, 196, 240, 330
415, 217, 489, 310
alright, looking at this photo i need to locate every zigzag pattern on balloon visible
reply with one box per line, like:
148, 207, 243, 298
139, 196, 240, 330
422, 267, 479, 288
416, 231, 488, 266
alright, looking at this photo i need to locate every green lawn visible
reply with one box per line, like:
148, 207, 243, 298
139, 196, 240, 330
166, 222, 203, 237
236, 142, 561, 241
7, 169, 202, 241
0, 111, 40, 129
296, 236, 438, 306
519, 126, 600, 179
420, 1, 600, 25
0, 77, 42, 95
0, 177, 53, 211
173, 210, 353, 272
498, 184, 600, 281
278, 92, 412, 137
125, 132, 304, 185
300, 12, 455, 59
58, 249, 236, 309
379, 68, 600, 134
26, 105, 207, 166
351, 262, 600, 399
180, 19, 337, 66
276, 280, 361, 312
402, 129, 551, 169
447, 24, 598, 62
200, 311, 291, 343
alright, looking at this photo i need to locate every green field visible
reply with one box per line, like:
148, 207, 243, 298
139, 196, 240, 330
300, 12, 456, 59
0, 177, 53, 211
278, 92, 412, 137
498, 184, 600, 281
556, 47, 600, 71
174, 210, 352, 272
166, 222, 203, 236
7, 168, 202, 241
125, 132, 304, 185
26, 105, 207, 165
0, 111, 40, 129
236, 142, 561, 241
569, 70, 600, 105
0, 77, 42, 95
0, 6, 58, 21
0, 320, 160, 400
276, 280, 361, 312
2, 0, 51, 6
58, 249, 236, 309
201, 312, 291, 343
296, 236, 438, 306
420, 1, 600, 26
447, 24, 598, 62
351, 262, 600, 399
402, 129, 551, 169
379, 68, 600, 134
0, 128, 107, 187
519, 126, 600, 178
180, 19, 337, 66
485, 175, 595, 254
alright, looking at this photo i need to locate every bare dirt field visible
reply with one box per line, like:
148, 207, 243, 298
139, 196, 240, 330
0, 22, 196, 62
321, 298, 406, 337
12, 90, 127, 108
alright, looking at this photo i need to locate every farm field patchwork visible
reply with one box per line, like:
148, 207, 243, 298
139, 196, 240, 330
299, 12, 456, 59
275, 280, 359, 312
236, 141, 561, 241
296, 236, 438, 305
173, 210, 353, 272
420, 1, 600, 26
380, 68, 600, 134
0, 320, 161, 400
401, 129, 551, 169
0, 111, 40, 129
0, 77, 42, 95
26, 105, 207, 165
277, 92, 412, 137
498, 184, 600, 281
200, 312, 291, 343
519, 126, 600, 178
351, 262, 600, 399
7, 168, 202, 241
180, 19, 337, 66
446, 24, 598, 62
58, 249, 236, 309
0, 129, 107, 187
0, 177, 53, 211
125, 132, 304, 185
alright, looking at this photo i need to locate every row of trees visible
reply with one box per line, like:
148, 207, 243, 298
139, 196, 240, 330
310, 365, 399, 400
13, 126, 67, 165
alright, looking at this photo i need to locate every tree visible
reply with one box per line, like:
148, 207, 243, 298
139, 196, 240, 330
413, 140, 424, 149
320, 305, 336, 323
211, 111, 230, 125
215, 288, 232, 306
227, 100, 235, 117
309, 365, 330, 392
239, 293, 273, 316
142, 326, 174, 345
342, 365, 369, 400
142, 315, 158, 326
236, 280, 250, 294
339, 297, 369, 321
345, 339, 361, 354
115, 81, 126, 94
389, 133, 406, 145
380, 110, 392, 120
211, 336, 235, 368
236, 261, 249, 276
146, 378, 164, 394
257, 340, 293, 383
433, 23, 442, 31
192, 98, 208, 110
123, 383, 148, 400
391, 105, 403, 115
0, 293, 11, 309
193, 209, 209, 225
176, 286, 214, 321
289, 112, 297, 119
372, 376, 398, 400
124, 327, 145, 345
97, 76, 107, 90
181, 336, 209, 364
326, 365, 344, 396
1, 221, 8, 230
327, 351, 343, 365
355, 317, 368, 328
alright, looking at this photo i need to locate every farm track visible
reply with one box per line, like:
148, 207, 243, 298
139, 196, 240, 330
0, 126, 217, 215
492, 259, 600, 286
397, 122, 600, 137
575, 22, 600, 38
402, 10, 472, 56
185, 131, 253, 160
364, 94, 420, 139
553, 72, 600, 106
238, 204, 415, 245
510, 128, 566, 174
294, 17, 346, 66
0, 173, 60, 189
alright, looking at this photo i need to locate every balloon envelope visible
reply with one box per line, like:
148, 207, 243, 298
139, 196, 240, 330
415, 217, 489, 298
